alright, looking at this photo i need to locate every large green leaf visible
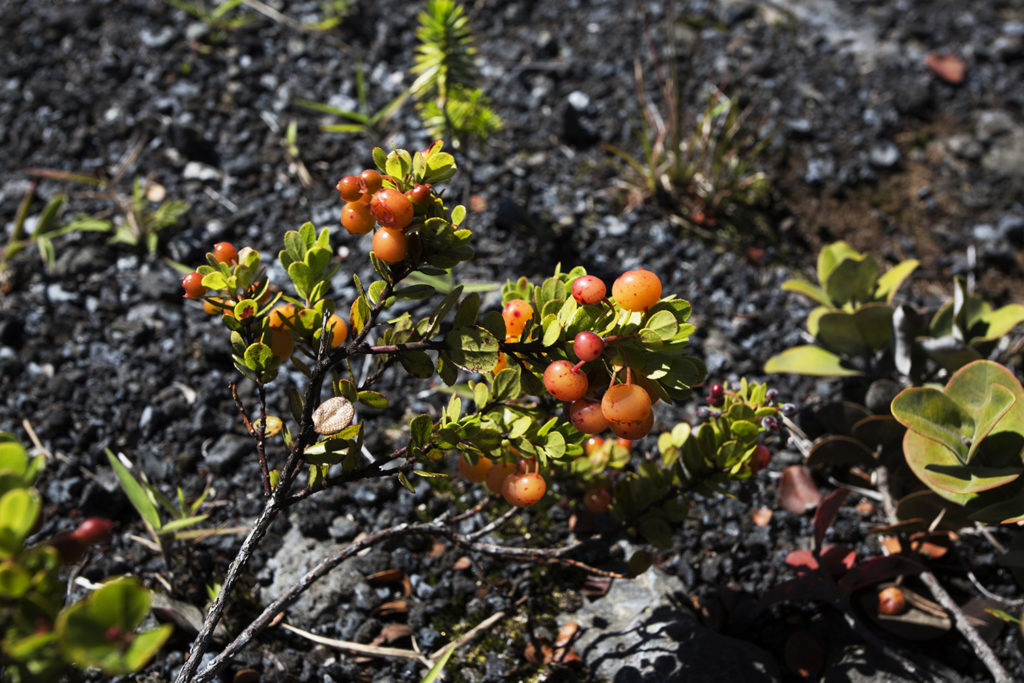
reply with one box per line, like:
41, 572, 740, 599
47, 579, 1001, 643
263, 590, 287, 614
0, 488, 40, 557
944, 360, 1024, 458
874, 259, 919, 303
972, 303, 1024, 343
763, 345, 862, 377
781, 278, 833, 307
822, 251, 878, 306
890, 387, 974, 463
444, 326, 499, 373
902, 430, 975, 505
815, 304, 893, 356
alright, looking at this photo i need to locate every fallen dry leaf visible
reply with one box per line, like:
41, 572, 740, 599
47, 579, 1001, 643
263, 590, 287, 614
779, 465, 822, 514
372, 600, 407, 616
554, 621, 579, 648
926, 52, 966, 84
367, 568, 404, 586
752, 507, 773, 526
452, 556, 472, 571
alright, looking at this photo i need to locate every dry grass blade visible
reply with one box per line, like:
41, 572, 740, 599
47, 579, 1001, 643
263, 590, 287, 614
279, 622, 427, 663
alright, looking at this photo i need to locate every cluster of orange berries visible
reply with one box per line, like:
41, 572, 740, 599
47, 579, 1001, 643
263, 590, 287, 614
457, 453, 547, 507
544, 269, 663, 441
181, 241, 348, 362
337, 169, 432, 264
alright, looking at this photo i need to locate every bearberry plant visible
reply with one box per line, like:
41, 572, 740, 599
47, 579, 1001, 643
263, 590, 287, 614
169, 141, 787, 682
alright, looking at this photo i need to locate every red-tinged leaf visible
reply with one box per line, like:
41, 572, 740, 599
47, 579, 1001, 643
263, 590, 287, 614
779, 465, 822, 514
837, 555, 923, 593
925, 52, 966, 84
554, 621, 579, 648
814, 487, 850, 552
785, 549, 820, 574
819, 544, 857, 577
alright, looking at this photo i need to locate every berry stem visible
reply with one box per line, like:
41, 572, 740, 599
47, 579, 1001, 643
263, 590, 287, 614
571, 360, 586, 373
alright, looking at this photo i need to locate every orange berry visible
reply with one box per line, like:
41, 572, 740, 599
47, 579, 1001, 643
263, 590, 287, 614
182, 272, 207, 299
583, 488, 612, 514
326, 314, 348, 347
502, 299, 533, 337
485, 461, 517, 494
372, 227, 408, 263
370, 188, 414, 230
458, 454, 493, 483
608, 410, 654, 440
569, 398, 610, 434
493, 352, 508, 374
502, 472, 546, 507
358, 169, 383, 195
341, 200, 375, 235
212, 241, 237, 264
543, 360, 589, 402
268, 328, 294, 360
601, 383, 652, 423
877, 587, 906, 615
268, 304, 297, 329
612, 269, 662, 311
337, 175, 363, 202
583, 436, 606, 455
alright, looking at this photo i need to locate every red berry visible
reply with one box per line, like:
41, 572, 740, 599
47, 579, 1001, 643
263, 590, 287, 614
877, 587, 906, 615
612, 269, 662, 311
182, 272, 207, 299
571, 275, 606, 305
502, 472, 547, 507
358, 169, 382, 195
569, 398, 610, 434
370, 188, 414, 230
458, 454, 493, 483
573, 331, 604, 362
543, 360, 589, 402
502, 299, 534, 338
583, 488, 612, 514
69, 517, 113, 546
709, 383, 724, 399
615, 437, 632, 451
337, 175, 363, 202
212, 241, 237, 264
749, 443, 772, 472
601, 383, 652, 423
372, 227, 408, 263
584, 436, 605, 455
407, 184, 432, 206
341, 200, 375, 235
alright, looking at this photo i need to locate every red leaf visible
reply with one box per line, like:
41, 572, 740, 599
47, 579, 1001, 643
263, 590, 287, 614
785, 549, 819, 574
837, 555, 923, 593
779, 465, 822, 514
819, 544, 857, 577
813, 488, 850, 552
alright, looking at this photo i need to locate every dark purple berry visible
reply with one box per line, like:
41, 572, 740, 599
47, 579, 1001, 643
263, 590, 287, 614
765, 388, 778, 403
707, 394, 724, 408
761, 416, 778, 431
781, 403, 798, 418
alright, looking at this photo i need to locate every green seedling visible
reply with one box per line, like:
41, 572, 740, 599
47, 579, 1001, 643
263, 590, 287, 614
764, 240, 918, 376
1, 434, 171, 680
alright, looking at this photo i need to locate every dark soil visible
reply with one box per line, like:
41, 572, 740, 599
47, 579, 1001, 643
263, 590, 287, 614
2, 0, 1024, 681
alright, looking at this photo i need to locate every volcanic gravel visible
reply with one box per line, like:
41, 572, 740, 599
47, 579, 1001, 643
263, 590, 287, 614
2, 0, 1024, 681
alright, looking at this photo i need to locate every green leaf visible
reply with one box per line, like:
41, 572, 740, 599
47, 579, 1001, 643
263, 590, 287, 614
444, 326, 499, 373
763, 345, 862, 377
540, 314, 561, 347
453, 292, 481, 328
491, 368, 521, 402
0, 488, 40, 557
875, 259, 919, 303
400, 350, 435, 378
973, 304, 1024, 344
159, 515, 209, 535
437, 352, 458, 386
421, 639, 459, 683
815, 304, 893, 356
638, 516, 673, 549
0, 560, 32, 597
816, 241, 861, 288
823, 251, 878, 306
243, 342, 275, 375
357, 391, 389, 410
544, 431, 566, 458
922, 464, 1021, 494
410, 414, 434, 450
288, 261, 313, 299
891, 387, 974, 463
472, 382, 490, 409
644, 309, 679, 340
781, 278, 833, 307
394, 284, 436, 300
450, 204, 466, 226
106, 450, 161, 532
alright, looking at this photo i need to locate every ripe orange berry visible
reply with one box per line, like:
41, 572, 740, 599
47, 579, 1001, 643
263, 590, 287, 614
336, 175, 363, 202
601, 383, 652, 423
608, 410, 654, 440
543, 360, 589, 402
213, 241, 237, 264
877, 587, 906, 615
485, 461, 517, 494
493, 352, 508, 374
358, 169, 383, 195
341, 200, 375, 235
370, 188, 414, 230
182, 272, 207, 299
268, 304, 297, 329
615, 437, 632, 451
458, 454, 493, 483
268, 328, 294, 360
612, 269, 662, 311
372, 227, 408, 263
326, 314, 348, 347
502, 299, 533, 337
583, 488, 612, 514
569, 398, 610, 434
502, 472, 547, 507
